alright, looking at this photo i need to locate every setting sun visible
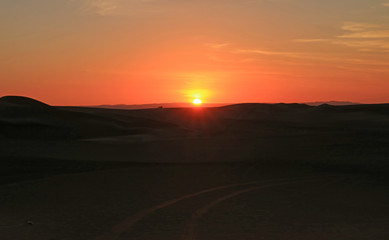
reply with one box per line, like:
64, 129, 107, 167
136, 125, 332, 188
193, 98, 202, 105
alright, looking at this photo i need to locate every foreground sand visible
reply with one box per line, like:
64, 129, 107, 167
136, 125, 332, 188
1, 96, 389, 239
0, 163, 388, 240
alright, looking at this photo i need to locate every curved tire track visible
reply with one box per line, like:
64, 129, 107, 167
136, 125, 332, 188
182, 177, 343, 240
97, 175, 336, 240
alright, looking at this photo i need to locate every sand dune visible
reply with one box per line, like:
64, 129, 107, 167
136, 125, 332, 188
1, 96, 389, 240
0, 96, 51, 109
1, 96, 388, 168
0, 96, 176, 140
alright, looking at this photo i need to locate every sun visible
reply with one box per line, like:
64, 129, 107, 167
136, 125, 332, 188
193, 98, 202, 105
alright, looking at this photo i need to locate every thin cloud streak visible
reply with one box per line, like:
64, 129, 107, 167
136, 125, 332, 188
72, 0, 260, 16
205, 43, 232, 49
82, 0, 119, 16
233, 45, 389, 67
234, 49, 300, 56
294, 39, 329, 43
296, 38, 389, 51
73, 0, 158, 16
296, 21, 389, 52
339, 30, 389, 39
341, 22, 381, 32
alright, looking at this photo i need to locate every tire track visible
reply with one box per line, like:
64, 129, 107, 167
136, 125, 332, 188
181, 177, 340, 240
96, 176, 320, 240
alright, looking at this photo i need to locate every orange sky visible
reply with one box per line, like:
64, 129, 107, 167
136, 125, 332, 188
1, 0, 389, 105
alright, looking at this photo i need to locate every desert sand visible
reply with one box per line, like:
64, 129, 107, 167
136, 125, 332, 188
0, 96, 388, 240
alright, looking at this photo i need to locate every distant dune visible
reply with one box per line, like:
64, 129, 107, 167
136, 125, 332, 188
0, 95, 51, 108
0, 96, 176, 140
1, 96, 388, 171
1, 95, 389, 238
89, 101, 360, 110
91, 102, 230, 109
304, 101, 360, 106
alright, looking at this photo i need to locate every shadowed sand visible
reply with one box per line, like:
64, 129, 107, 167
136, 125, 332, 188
0, 96, 388, 240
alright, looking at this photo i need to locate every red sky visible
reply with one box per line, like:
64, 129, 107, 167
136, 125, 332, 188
1, 0, 389, 105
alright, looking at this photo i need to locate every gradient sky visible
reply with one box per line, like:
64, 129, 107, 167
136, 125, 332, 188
1, 0, 389, 105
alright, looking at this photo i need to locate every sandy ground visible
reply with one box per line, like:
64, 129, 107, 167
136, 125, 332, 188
0, 163, 388, 240
1, 97, 389, 239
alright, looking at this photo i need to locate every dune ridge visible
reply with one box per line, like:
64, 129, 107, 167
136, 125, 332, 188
0, 96, 388, 175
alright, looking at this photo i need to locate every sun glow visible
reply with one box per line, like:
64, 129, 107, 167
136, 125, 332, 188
193, 98, 202, 105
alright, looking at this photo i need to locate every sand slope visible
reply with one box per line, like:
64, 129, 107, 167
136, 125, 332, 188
1, 96, 389, 240
1, 96, 388, 168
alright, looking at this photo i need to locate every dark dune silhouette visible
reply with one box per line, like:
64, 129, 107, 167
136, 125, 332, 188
92, 102, 229, 109
1, 96, 388, 168
91, 101, 360, 110
0, 96, 51, 108
304, 101, 360, 106
1, 96, 389, 240
0, 96, 176, 140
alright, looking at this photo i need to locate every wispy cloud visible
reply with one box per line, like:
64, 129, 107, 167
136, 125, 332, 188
341, 22, 381, 32
72, 0, 278, 16
296, 21, 389, 52
339, 30, 389, 39
338, 22, 389, 39
73, 0, 159, 16
205, 43, 231, 49
91, 0, 118, 16
332, 39, 389, 51
71, 0, 119, 16
294, 39, 328, 43
234, 49, 300, 56
382, 3, 389, 7
98, 0, 119, 15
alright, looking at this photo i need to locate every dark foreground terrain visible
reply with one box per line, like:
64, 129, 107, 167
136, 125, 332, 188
1, 162, 388, 240
0, 96, 388, 240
